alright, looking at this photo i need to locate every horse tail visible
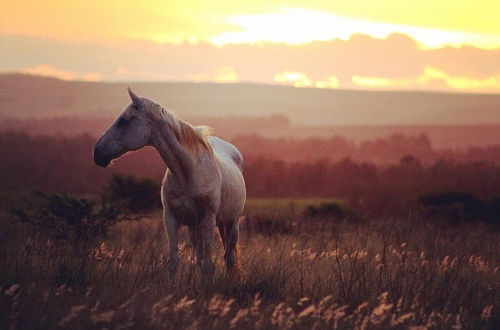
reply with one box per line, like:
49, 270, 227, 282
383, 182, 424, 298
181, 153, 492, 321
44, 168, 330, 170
234, 239, 242, 271
233, 216, 245, 274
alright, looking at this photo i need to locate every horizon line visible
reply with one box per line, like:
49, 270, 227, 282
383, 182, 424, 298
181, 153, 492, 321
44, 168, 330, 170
4, 72, 500, 97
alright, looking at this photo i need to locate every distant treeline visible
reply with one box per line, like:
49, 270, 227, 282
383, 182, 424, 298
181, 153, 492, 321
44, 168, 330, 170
235, 133, 436, 164
3, 115, 500, 150
0, 131, 163, 194
234, 133, 500, 164
3, 115, 500, 165
2, 131, 500, 213
0, 114, 290, 141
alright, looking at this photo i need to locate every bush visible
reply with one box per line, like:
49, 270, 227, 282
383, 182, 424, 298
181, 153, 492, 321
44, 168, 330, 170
243, 215, 295, 236
11, 192, 128, 248
484, 197, 500, 225
418, 191, 500, 225
304, 202, 348, 219
419, 191, 480, 209
104, 174, 161, 213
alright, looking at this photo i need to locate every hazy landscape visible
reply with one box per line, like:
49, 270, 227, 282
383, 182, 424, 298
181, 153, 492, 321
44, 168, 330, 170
1, 74, 499, 329
3, 0, 500, 328
3, 73, 500, 149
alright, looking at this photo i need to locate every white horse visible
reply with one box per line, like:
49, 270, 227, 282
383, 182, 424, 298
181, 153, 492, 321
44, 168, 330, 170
93, 88, 246, 280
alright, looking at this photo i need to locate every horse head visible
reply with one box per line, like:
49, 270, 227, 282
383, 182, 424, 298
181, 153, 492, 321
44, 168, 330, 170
93, 88, 153, 167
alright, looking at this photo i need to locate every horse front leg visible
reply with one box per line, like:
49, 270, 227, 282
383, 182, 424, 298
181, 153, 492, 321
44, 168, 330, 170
163, 208, 180, 278
188, 226, 203, 269
200, 213, 216, 284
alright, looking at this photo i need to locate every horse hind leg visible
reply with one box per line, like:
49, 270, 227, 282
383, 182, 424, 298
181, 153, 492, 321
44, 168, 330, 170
219, 220, 241, 275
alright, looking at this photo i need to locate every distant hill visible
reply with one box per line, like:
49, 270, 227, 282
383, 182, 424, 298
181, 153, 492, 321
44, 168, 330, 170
1, 73, 500, 126
1, 74, 500, 149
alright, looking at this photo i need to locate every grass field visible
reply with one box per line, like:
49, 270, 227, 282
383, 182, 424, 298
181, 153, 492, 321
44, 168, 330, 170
1, 198, 499, 329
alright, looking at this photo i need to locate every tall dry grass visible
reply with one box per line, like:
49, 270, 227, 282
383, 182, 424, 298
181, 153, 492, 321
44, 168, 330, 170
1, 204, 498, 329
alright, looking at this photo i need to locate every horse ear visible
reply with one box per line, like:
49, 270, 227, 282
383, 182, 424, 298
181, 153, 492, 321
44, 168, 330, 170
128, 87, 144, 109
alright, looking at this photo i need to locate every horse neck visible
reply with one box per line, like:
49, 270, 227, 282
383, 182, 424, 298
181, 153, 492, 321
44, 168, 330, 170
152, 114, 216, 189
151, 117, 196, 186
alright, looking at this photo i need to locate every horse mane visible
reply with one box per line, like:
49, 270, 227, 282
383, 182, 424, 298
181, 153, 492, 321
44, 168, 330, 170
143, 98, 213, 153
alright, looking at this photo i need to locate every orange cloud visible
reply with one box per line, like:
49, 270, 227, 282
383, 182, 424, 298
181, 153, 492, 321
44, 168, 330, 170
315, 77, 340, 89
81, 73, 103, 82
211, 8, 500, 49
352, 75, 407, 88
420, 67, 500, 91
115, 67, 170, 81
425, 47, 500, 79
274, 71, 339, 89
215, 66, 238, 82
21, 64, 75, 81
21, 64, 102, 82
3, 33, 499, 93
274, 71, 312, 87
2, 1, 500, 49
351, 67, 500, 91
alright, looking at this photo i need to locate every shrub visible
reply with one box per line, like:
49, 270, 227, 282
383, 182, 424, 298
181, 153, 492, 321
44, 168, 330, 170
11, 192, 128, 248
243, 215, 295, 236
303, 202, 348, 219
104, 174, 161, 213
418, 191, 500, 224
484, 197, 500, 225
419, 191, 480, 209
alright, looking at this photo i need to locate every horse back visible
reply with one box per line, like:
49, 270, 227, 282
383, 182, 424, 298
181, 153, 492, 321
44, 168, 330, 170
208, 136, 246, 224
208, 136, 243, 172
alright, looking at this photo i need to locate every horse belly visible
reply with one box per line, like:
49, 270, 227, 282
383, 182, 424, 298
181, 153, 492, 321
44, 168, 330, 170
167, 195, 213, 226
216, 163, 246, 224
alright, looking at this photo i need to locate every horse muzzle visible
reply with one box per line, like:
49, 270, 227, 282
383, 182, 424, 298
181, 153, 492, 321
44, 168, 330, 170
93, 146, 110, 167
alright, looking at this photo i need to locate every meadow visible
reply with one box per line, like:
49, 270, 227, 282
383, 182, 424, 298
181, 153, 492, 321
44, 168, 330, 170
1, 197, 498, 329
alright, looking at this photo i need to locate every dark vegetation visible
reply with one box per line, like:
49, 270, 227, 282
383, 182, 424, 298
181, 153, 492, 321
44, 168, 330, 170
304, 202, 352, 220
12, 192, 128, 248
1, 130, 500, 220
234, 133, 437, 163
104, 174, 161, 212
419, 191, 500, 224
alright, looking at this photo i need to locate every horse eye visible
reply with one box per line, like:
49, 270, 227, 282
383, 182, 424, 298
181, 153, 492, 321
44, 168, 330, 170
117, 118, 130, 127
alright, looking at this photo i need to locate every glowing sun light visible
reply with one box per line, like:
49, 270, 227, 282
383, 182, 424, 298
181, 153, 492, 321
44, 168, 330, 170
210, 8, 500, 49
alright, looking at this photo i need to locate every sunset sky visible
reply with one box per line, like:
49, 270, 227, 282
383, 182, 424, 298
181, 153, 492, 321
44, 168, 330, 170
1, 0, 500, 92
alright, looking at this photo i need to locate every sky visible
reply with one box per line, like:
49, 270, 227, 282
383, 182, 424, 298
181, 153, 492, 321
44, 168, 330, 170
1, 0, 500, 92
